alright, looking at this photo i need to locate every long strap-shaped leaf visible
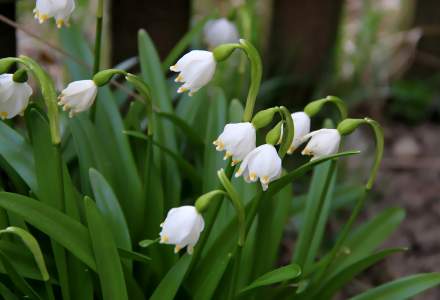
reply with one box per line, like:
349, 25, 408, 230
349, 273, 440, 300
84, 197, 128, 300
0, 192, 96, 270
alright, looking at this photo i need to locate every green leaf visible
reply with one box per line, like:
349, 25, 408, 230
0, 192, 96, 270
0, 281, 19, 300
349, 273, 440, 300
240, 264, 302, 294
202, 88, 227, 192
89, 168, 132, 251
0, 227, 49, 281
26, 108, 71, 300
150, 255, 192, 300
189, 152, 359, 297
157, 112, 205, 148
228, 99, 245, 123
118, 248, 151, 264
329, 207, 405, 277
138, 239, 159, 248
95, 87, 145, 239
138, 29, 181, 208
0, 250, 41, 300
84, 197, 128, 300
315, 248, 406, 299
0, 121, 36, 191
293, 160, 337, 272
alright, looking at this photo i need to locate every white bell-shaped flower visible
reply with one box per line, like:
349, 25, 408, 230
0, 74, 32, 120
287, 112, 311, 154
213, 122, 256, 166
203, 18, 240, 48
235, 144, 282, 191
58, 80, 98, 117
301, 129, 341, 160
170, 50, 216, 96
34, 0, 75, 28
159, 206, 205, 254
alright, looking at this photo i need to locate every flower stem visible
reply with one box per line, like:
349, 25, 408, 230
93, 0, 104, 75
310, 118, 384, 289
239, 39, 262, 122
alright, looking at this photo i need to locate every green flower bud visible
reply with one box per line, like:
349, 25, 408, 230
251, 107, 279, 129
0, 58, 16, 75
266, 121, 282, 145
12, 69, 28, 83
195, 190, 226, 213
337, 118, 365, 136
304, 98, 326, 117
92, 69, 127, 87
212, 43, 240, 62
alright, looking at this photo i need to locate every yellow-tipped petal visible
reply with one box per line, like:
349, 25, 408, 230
231, 160, 240, 166
223, 151, 232, 160
249, 172, 257, 181
187, 245, 194, 255
287, 146, 295, 154
174, 245, 181, 253
175, 74, 184, 83
261, 176, 270, 184
170, 65, 178, 72
0, 112, 8, 120
160, 235, 169, 243
56, 19, 65, 28
177, 87, 188, 94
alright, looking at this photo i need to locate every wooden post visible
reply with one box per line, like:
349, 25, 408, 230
268, 0, 344, 104
0, 0, 16, 57
110, 0, 190, 65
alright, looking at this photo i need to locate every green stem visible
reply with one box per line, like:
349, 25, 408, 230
311, 118, 384, 287
93, 0, 104, 75
91, 0, 104, 121
217, 169, 246, 246
228, 245, 243, 300
213, 40, 262, 121
239, 39, 262, 122
304, 95, 348, 122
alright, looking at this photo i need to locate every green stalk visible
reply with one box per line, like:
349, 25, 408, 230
93, 0, 104, 75
239, 39, 263, 122
91, 0, 104, 120
310, 118, 384, 289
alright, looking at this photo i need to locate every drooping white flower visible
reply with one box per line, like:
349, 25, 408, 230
159, 206, 205, 254
235, 144, 282, 191
287, 112, 311, 154
34, 0, 75, 28
301, 129, 341, 160
0, 74, 32, 120
58, 80, 98, 117
170, 50, 216, 96
213, 122, 256, 166
203, 18, 240, 48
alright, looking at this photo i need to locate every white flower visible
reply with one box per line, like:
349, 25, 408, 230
34, 0, 75, 28
159, 206, 205, 254
203, 18, 240, 48
213, 122, 256, 166
170, 50, 216, 96
235, 144, 282, 191
0, 74, 32, 120
287, 112, 311, 154
301, 129, 341, 160
58, 80, 98, 117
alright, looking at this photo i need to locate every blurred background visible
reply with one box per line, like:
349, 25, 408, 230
0, 0, 439, 298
